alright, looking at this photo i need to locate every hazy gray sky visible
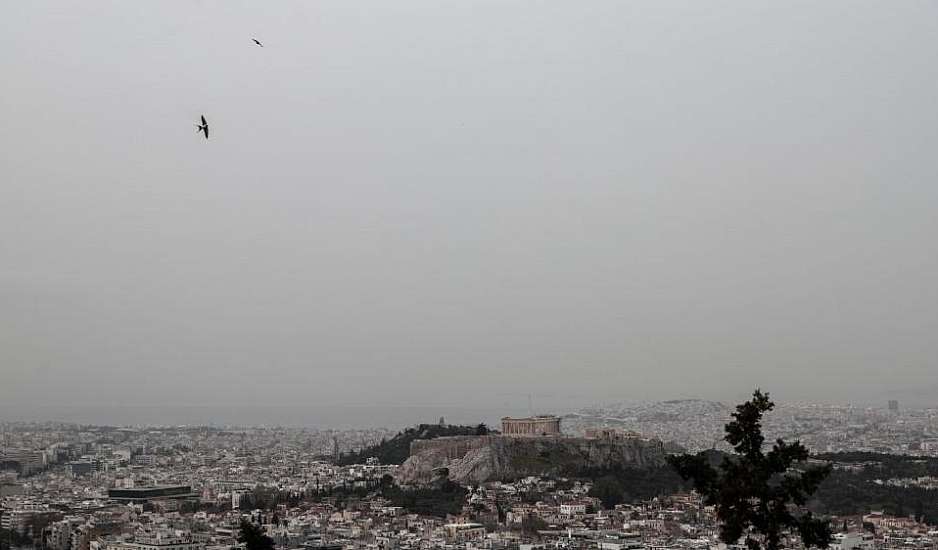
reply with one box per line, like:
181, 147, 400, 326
2, 1, 938, 418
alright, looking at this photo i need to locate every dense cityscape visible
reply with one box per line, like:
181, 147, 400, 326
3, 400, 938, 550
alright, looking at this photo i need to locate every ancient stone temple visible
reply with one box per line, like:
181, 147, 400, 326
500, 415, 561, 436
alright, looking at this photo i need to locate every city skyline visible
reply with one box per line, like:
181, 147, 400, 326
0, 396, 931, 431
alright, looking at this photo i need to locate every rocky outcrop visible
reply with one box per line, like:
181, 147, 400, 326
394, 435, 669, 486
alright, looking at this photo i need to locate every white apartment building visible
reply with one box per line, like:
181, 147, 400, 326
107, 531, 204, 550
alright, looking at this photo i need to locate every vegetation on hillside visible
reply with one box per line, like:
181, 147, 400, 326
577, 448, 938, 527
1, 528, 33, 550
337, 423, 490, 465
300, 473, 467, 518
379, 474, 468, 517
813, 451, 938, 476
811, 452, 938, 525
587, 465, 690, 509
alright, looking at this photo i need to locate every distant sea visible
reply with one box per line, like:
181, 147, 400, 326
0, 404, 573, 430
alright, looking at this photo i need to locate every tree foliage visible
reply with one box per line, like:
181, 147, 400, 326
337, 423, 488, 465
379, 478, 468, 518
585, 465, 690, 508
667, 390, 832, 550
238, 520, 275, 550
25, 513, 59, 549
810, 453, 938, 524
1, 528, 33, 550
520, 515, 548, 537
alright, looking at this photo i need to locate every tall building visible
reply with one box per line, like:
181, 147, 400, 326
888, 400, 899, 413
0, 449, 46, 475
68, 462, 94, 477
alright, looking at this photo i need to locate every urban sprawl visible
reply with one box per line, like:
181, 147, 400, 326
3, 400, 938, 550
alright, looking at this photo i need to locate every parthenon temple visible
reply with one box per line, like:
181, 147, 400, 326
500, 415, 562, 437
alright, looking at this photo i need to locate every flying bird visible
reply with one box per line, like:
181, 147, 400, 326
252, 38, 263, 47
196, 115, 209, 139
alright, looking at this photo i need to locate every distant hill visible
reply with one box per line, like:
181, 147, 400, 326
337, 423, 489, 465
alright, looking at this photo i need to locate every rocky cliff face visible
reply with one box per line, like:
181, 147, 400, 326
394, 435, 669, 486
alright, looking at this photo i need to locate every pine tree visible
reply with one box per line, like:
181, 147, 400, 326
667, 390, 832, 550
238, 520, 275, 550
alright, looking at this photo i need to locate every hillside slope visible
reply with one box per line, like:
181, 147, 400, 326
337, 423, 488, 465
395, 435, 669, 485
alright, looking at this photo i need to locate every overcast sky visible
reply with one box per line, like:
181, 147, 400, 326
2, 1, 937, 420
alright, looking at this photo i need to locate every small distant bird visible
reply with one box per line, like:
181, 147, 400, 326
252, 38, 263, 47
196, 115, 209, 139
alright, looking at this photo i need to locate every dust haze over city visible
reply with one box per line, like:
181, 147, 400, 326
6, 4, 938, 550
3, 1, 938, 429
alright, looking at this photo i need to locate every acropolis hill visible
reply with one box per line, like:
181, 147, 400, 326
394, 416, 671, 486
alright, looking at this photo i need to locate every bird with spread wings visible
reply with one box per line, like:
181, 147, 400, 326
196, 115, 209, 139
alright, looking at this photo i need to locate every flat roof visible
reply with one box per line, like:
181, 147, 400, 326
107, 486, 196, 500
108, 485, 190, 493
